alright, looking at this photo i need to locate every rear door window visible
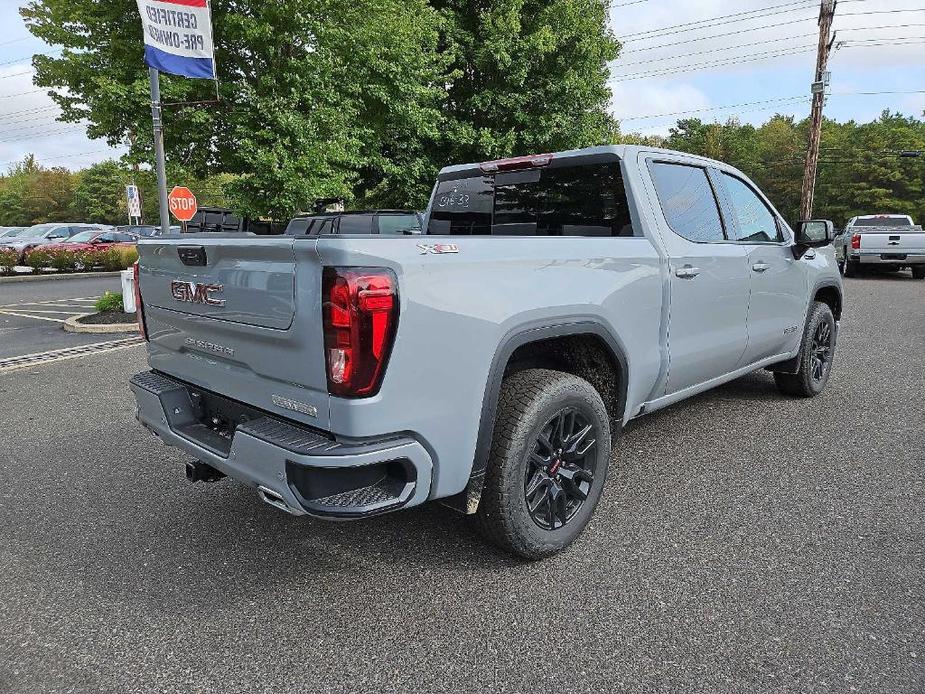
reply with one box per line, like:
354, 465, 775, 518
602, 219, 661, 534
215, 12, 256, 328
648, 162, 725, 243
427, 162, 635, 237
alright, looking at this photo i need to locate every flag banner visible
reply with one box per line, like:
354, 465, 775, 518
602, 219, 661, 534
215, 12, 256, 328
136, 0, 216, 80
126, 185, 142, 218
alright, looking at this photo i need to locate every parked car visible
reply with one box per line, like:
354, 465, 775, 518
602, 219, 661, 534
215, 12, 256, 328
129, 145, 842, 559
0, 223, 109, 263
116, 224, 161, 238
36, 229, 138, 255
834, 214, 925, 278
284, 210, 423, 236
0, 227, 25, 238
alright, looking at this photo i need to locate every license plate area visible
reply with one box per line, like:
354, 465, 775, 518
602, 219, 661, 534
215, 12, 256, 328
881, 254, 907, 261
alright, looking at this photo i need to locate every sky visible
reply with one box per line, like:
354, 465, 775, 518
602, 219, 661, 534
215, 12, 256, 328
0, 0, 923, 171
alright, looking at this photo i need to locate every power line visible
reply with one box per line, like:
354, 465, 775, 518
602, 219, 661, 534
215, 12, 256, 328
620, 1, 817, 41
617, 33, 817, 67
618, 90, 925, 124
0, 89, 43, 99
613, 45, 816, 82
0, 70, 34, 81
0, 148, 123, 168
621, 21, 925, 55
619, 96, 809, 122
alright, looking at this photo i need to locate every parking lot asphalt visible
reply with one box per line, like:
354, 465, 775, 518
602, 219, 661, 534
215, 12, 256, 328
0, 276, 126, 359
0, 272, 922, 694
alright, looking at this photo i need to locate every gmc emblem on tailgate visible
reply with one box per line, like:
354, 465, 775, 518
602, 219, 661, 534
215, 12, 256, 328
170, 280, 226, 307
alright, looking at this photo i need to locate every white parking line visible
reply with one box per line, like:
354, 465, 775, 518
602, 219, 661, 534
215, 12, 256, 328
0, 310, 68, 323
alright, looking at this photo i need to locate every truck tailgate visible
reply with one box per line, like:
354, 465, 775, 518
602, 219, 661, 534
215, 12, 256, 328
137, 235, 331, 429
856, 228, 925, 253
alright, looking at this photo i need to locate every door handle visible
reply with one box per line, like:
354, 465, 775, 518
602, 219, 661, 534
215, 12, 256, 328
752, 262, 770, 273
675, 265, 700, 279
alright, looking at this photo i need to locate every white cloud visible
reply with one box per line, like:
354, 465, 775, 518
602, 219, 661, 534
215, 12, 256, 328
0, 62, 124, 171
611, 81, 712, 121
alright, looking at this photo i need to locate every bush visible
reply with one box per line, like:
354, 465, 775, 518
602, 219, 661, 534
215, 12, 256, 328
26, 248, 55, 273
95, 291, 124, 313
95, 246, 138, 272
0, 247, 17, 274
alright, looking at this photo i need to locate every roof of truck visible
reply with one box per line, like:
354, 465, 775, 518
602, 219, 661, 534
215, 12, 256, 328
438, 145, 732, 177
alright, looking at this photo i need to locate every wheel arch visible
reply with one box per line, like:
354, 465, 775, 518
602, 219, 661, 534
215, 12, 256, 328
813, 281, 843, 321
442, 320, 629, 514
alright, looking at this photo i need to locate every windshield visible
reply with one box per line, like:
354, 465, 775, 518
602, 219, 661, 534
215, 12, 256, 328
8, 226, 49, 238
853, 217, 912, 228
67, 231, 99, 243
0, 227, 24, 237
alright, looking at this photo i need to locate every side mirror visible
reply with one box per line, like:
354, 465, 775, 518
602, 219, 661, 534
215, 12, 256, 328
793, 219, 834, 257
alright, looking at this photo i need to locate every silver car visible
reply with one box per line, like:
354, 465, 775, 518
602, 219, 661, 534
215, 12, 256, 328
0, 223, 109, 263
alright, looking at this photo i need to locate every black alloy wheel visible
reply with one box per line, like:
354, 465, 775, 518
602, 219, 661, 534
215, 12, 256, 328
525, 407, 598, 531
810, 321, 832, 383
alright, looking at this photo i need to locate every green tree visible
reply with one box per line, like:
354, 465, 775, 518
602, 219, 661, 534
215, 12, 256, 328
22, 0, 446, 219
72, 159, 132, 224
433, 0, 620, 164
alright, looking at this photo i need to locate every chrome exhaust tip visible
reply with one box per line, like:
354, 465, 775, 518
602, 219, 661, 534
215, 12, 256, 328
257, 486, 297, 514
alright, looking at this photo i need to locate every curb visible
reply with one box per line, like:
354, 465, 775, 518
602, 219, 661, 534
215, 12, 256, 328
0, 271, 123, 284
63, 313, 138, 334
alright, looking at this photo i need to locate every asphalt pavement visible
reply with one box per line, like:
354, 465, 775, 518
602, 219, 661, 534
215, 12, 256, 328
0, 272, 922, 693
0, 275, 125, 359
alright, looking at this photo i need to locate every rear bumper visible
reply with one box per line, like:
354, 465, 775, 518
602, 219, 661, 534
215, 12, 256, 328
130, 370, 433, 519
849, 251, 925, 265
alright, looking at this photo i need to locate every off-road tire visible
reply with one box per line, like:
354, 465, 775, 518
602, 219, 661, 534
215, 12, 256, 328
774, 302, 836, 398
476, 369, 611, 560
912, 266, 925, 280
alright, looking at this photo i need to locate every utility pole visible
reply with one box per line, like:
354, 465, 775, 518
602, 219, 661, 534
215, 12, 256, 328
149, 67, 171, 235
800, 0, 837, 220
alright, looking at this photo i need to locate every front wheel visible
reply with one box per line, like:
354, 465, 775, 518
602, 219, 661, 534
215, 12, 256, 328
476, 369, 611, 560
774, 302, 836, 398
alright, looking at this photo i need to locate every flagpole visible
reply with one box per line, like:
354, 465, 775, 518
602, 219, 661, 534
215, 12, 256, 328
149, 67, 170, 235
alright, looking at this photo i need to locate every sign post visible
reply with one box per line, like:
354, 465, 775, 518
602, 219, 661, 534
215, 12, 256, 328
136, 0, 217, 235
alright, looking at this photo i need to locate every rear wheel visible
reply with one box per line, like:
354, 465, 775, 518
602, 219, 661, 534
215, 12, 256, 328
774, 302, 836, 398
912, 266, 925, 280
476, 369, 611, 560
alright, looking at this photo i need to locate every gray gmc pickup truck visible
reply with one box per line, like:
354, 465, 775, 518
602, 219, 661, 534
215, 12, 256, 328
130, 146, 843, 559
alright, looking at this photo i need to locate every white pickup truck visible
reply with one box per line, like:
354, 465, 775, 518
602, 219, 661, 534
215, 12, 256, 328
836, 214, 925, 278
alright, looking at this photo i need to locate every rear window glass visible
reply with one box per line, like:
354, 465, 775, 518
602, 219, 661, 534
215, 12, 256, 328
853, 217, 912, 227
285, 218, 314, 235
648, 162, 724, 243
427, 162, 636, 237
377, 214, 422, 235
337, 215, 374, 234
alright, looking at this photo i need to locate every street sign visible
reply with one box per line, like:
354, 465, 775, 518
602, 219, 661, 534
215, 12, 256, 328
136, 0, 216, 80
126, 185, 142, 219
168, 186, 198, 222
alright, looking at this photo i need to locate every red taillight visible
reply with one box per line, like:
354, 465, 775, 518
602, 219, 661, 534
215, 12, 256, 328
851, 233, 861, 250
133, 261, 148, 341
479, 153, 554, 173
322, 267, 399, 397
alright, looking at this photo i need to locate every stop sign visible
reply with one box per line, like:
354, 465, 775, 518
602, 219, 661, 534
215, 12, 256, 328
168, 186, 198, 222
